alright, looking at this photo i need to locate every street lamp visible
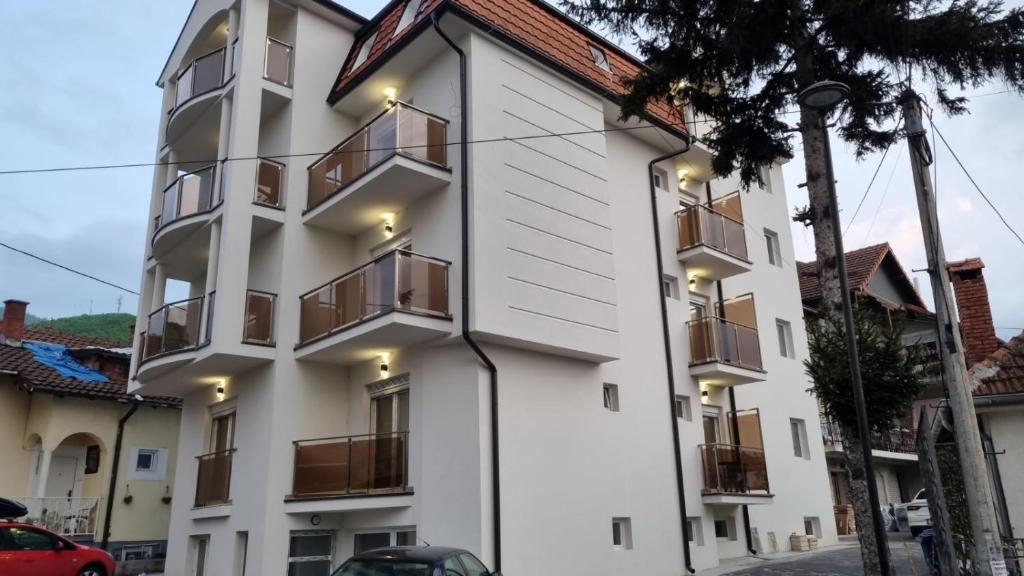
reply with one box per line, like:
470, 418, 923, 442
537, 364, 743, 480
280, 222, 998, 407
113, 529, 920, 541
798, 80, 892, 576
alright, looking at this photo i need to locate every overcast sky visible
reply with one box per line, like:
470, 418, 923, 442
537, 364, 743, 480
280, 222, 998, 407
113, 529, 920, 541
1, 0, 1021, 341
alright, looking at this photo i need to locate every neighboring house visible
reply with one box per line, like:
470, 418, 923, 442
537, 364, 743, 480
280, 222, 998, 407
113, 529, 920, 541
0, 299, 181, 570
797, 243, 944, 514
950, 259, 1024, 554
131, 1, 836, 574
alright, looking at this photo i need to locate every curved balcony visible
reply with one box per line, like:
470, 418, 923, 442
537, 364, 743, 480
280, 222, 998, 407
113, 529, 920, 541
295, 250, 451, 364
137, 296, 206, 380
152, 165, 220, 261
700, 443, 773, 505
687, 316, 765, 386
676, 203, 752, 280
166, 46, 230, 144
304, 102, 450, 234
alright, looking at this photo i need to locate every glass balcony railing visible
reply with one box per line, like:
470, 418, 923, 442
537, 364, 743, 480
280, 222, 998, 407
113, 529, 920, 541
255, 158, 284, 208
195, 449, 234, 507
699, 443, 770, 495
688, 316, 763, 371
298, 249, 449, 345
307, 102, 448, 210
292, 432, 409, 498
264, 37, 292, 86
156, 165, 217, 233
677, 204, 748, 261
243, 290, 276, 345
143, 296, 204, 359
174, 47, 227, 111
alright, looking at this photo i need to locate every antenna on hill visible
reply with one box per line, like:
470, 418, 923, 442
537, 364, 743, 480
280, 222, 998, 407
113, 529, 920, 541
116, 295, 122, 313
89, 299, 93, 314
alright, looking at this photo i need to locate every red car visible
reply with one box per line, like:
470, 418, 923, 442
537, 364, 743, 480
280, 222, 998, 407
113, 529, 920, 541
0, 521, 115, 576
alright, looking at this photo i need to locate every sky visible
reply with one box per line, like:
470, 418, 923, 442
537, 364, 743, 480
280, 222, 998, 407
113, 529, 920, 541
1, 0, 1022, 341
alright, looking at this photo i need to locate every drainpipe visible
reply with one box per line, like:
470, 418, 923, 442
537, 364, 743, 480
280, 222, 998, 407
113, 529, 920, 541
649, 144, 695, 574
101, 400, 140, 550
978, 418, 1015, 558
706, 182, 758, 556
432, 16, 502, 573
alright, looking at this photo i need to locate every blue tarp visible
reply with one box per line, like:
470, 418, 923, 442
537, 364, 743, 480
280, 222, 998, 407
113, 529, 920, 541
23, 341, 109, 383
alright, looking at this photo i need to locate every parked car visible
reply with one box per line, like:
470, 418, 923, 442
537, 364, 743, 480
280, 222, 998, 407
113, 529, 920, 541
333, 546, 499, 576
895, 489, 932, 536
0, 520, 115, 576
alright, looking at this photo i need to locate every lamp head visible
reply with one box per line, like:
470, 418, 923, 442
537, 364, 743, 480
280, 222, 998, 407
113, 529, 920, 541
796, 80, 851, 110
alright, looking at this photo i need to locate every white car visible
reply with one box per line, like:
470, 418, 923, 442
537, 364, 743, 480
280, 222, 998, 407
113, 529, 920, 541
896, 489, 932, 535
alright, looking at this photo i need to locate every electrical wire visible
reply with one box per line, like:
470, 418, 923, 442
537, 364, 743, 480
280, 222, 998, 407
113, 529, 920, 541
0, 240, 139, 295
861, 142, 905, 246
843, 140, 894, 237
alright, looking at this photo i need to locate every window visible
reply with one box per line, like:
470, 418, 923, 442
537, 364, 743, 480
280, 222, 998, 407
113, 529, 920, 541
791, 418, 809, 459
804, 517, 821, 537
85, 444, 100, 474
611, 517, 633, 550
603, 384, 620, 412
675, 395, 692, 421
776, 319, 794, 359
353, 528, 416, 555
679, 191, 699, 209
395, 1, 422, 34
353, 32, 377, 68
190, 536, 210, 576
764, 229, 781, 267
288, 531, 334, 576
1, 527, 57, 550
759, 165, 773, 193
235, 532, 249, 576
444, 557, 468, 576
210, 411, 236, 453
663, 275, 679, 299
703, 406, 724, 445
588, 44, 611, 71
686, 518, 704, 546
653, 167, 669, 192
714, 518, 737, 540
120, 544, 157, 561
136, 449, 158, 472
458, 553, 490, 576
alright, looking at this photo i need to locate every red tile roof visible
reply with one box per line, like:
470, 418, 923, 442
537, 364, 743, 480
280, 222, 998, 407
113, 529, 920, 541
1, 328, 179, 407
329, 0, 685, 134
972, 332, 1024, 397
947, 257, 985, 275
797, 242, 929, 312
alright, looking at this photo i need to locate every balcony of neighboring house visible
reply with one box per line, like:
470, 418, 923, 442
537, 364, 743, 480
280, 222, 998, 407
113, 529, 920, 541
295, 250, 452, 365
151, 164, 221, 260
676, 194, 753, 282
821, 420, 918, 461
303, 102, 450, 234
687, 294, 766, 386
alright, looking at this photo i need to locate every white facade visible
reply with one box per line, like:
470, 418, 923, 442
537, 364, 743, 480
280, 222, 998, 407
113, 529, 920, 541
130, 1, 837, 574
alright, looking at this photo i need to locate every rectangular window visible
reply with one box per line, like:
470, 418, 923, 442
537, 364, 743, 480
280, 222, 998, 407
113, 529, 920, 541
686, 517, 704, 546
136, 449, 158, 472
714, 517, 737, 540
611, 517, 633, 550
759, 165, 773, 193
235, 531, 248, 576
394, 1, 421, 34
804, 517, 821, 537
675, 395, 692, 421
190, 536, 210, 576
603, 384, 620, 413
776, 319, 794, 358
353, 528, 416, 555
791, 418, 809, 459
353, 32, 377, 68
764, 229, 781, 267
588, 44, 611, 71
663, 275, 679, 299
653, 167, 669, 192
288, 531, 334, 576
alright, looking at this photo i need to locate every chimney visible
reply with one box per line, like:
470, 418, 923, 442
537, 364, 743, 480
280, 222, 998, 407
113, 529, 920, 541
947, 258, 999, 366
1, 299, 29, 344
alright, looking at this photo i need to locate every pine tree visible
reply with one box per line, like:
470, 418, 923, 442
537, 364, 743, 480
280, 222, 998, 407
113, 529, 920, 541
564, 0, 1024, 572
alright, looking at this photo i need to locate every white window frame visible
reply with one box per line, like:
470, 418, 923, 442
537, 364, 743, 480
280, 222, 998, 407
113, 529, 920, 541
588, 44, 611, 72
686, 517, 705, 546
352, 527, 417, 554
136, 449, 157, 472
804, 517, 821, 537
764, 229, 782, 267
120, 543, 156, 562
791, 418, 810, 459
662, 275, 679, 299
394, 1, 422, 34
653, 167, 669, 192
675, 395, 692, 421
714, 517, 737, 541
776, 319, 794, 359
288, 530, 335, 573
190, 535, 210, 576
353, 32, 377, 68
128, 447, 168, 481
611, 517, 633, 550
603, 383, 620, 413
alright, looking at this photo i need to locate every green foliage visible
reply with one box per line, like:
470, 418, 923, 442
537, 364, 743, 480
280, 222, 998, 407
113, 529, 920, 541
564, 0, 1024, 185
804, 307, 925, 432
35, 313, 135, 343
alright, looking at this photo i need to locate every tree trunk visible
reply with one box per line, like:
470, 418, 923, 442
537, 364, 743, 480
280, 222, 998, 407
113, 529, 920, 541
842, 421, 889, 576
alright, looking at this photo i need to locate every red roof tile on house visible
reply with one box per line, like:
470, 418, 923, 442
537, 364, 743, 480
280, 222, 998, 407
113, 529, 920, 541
329, 0, 684, 133
972, 332, 1024, 397
23, 326, 128, 349
797, 243, 890, 303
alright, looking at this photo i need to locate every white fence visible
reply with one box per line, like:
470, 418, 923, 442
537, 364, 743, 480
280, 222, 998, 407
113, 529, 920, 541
17, 497, 102, 538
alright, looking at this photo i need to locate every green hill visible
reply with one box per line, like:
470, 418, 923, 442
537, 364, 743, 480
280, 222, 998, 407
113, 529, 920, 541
35, 313, 136, 343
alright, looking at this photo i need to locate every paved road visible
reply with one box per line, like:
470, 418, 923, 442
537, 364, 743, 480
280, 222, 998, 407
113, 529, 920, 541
726, 533, 930, 576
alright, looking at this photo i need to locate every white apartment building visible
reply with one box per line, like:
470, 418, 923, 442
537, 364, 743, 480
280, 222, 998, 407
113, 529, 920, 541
129, 0, 838, 574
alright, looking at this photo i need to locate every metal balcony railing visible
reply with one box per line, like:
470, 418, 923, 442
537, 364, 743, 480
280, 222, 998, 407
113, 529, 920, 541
143, 296, 204, 359
243, 290, 276, 345
174, 47, 227, 111
307, 101, 448, 210
195, 449, 234, 507
699, 443, 770, 495
298, 249, 449, 345
677, 203, 748, 261
291, 432, 409, 497
687, 316, 763, 371
255, 158, 284, 208
264, 36, 292, 86
821, 421, 918, 454
155, 165, 217, 234
18, 497, 101, 538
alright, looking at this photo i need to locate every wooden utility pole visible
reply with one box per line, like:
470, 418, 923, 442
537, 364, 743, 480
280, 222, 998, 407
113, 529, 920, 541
901, 90, 1004, 576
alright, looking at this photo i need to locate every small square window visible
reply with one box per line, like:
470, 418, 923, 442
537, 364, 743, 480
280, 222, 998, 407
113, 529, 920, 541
791, 418, 809, 459
714, 517, 737, 540
764, 229, 782, 267
603, 384, 620, 413
588, 44, 611, 72
776, 319, 794, 359
653, 167, 669, 192
804, 517, 821, 537
662, 275, 679, 299
675, 395, 692, 421
136, 449, 158, 472
611, 517, 633, 550
686, 517, 704, 546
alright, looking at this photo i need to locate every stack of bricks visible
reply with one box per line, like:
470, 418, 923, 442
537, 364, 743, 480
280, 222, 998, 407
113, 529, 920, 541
947, 258, 1000, 366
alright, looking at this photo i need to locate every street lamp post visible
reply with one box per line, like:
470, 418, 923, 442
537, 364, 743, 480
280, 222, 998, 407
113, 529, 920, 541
798, 80, 892, 576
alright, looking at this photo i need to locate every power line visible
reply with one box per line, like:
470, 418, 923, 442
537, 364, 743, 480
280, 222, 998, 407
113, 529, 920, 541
0, 240, 140, 295
861, 141, 905, 246
929, 119, 1024, 248
843, 139, 894, 237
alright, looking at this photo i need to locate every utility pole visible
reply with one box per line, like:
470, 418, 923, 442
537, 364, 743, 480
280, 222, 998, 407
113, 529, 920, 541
901, 90, 1004, 576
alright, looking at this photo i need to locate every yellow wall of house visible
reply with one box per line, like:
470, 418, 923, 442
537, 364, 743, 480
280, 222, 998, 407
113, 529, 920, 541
0, 378, 32, 496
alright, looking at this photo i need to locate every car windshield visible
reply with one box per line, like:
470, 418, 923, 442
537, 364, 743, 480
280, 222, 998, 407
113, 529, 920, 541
332, 560, 433, 576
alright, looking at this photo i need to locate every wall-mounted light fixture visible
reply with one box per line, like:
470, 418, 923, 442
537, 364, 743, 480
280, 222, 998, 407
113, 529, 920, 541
677, 168, 688, 185
700, 382, 710, 402
216, 381, 226, 402
383, 87, 398, 106
379, 354, 390, 380
688, 275, 697, 289
381, 213, 395, 238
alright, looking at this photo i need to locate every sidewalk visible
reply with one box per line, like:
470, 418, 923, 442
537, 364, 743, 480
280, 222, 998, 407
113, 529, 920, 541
698, 536, 862, 576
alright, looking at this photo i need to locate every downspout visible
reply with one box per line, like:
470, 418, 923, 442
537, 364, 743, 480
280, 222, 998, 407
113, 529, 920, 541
978, 418, 1015, 554
101, 401, 140, 550
649, 144, 696, 574
706, 181, 757, 556
432, 16, 502, 573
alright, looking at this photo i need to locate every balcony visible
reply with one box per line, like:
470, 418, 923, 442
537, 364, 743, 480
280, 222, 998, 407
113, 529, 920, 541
676, 203, 752, 281
254, 158, 284, 209
687, 317, 765, 386
264, 37, 292, 86
289, 432, 410, 501
195, 450, 234, 508
822, 421, 918, 460
18, 497, 101, 539
243, 290, 276, 345
700, 443, 773, 505
167, 47, 229, 143
142, 296, 205, 362
304, 102, 450, 234
152, 165, 219, 258
296, 250, 451, 364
